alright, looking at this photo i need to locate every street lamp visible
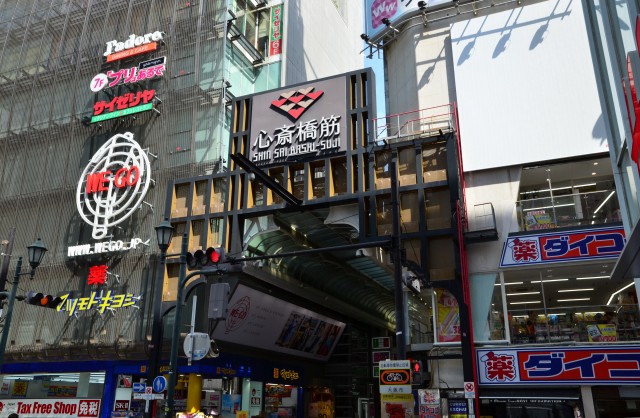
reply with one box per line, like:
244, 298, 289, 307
0, 237, 48, 369
155, 223, 214, 418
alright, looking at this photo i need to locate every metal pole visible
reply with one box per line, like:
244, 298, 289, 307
0, 257, 21, 369
390, 157, 406, 360
166, 234, 188, 418
146, 248, 167, 418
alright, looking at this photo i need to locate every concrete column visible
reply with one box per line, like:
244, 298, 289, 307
581, 386, 596, 418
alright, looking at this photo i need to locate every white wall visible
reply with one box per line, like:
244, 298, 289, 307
465, 167, 522, 274
283, 0, 364, 85
451, 0, 608, 172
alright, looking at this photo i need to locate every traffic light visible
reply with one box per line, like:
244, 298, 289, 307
24, 291, 63, 309
411, 359, 424, 386
186, 247, 225, 270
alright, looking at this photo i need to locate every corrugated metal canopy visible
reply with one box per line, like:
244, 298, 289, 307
244, 208, 398, 325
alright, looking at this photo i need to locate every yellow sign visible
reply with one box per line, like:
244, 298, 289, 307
587, 324, 617, 342
236, 411, 248, 418
57, 291, 140, 316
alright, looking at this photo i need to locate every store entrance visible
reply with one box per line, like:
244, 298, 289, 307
593, 386, 640, 418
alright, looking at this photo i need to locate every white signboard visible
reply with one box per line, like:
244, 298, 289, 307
212, 284, 345, 361
75, 132, 151, 240
0, 398, 101, 417
379, 385, 412, 394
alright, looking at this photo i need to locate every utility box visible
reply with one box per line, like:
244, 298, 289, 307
208, 283, 230, 319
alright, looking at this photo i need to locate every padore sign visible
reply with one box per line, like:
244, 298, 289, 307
76, 132, 151, 239
0, 399, 100, 417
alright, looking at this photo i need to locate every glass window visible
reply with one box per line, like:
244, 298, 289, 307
470, 272, 506, 342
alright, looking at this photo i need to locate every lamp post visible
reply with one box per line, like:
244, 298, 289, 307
0, 237, 48, 369
154, 223, 211, 418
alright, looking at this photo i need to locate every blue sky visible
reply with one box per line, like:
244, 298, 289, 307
364, 52, 387, 120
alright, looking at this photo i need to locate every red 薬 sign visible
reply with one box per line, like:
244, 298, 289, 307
478, 346, 640, 385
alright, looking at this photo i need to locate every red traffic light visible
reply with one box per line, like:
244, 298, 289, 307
206, 247, 221, 264
40, 296, 50, 306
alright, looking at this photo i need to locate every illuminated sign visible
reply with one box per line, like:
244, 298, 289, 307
87, 264, 108, 286
477, 346, 640, 385
57, 291, 141, 317
75, 132, 151, 240
104, 31, 164, 62
91, 89, 155, 123
67, 237, 150, 257
248, 77, 348, 165
273, 368, 299, 381
90, 57, 166, 92
500, 226, 625, 267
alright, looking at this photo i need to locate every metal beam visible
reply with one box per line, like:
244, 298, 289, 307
230, 153, 302, 207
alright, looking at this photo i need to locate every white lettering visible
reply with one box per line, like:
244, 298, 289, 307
104, 31, 164, 56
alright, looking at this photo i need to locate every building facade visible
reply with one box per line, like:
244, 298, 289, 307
0, 0, 365, 417
366, 0, 640, 417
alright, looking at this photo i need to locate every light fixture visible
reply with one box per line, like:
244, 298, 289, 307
593, 191, 616, 215
606, 281, 635, 305
494, 281, 524, 286
155, 219, 175, 252
382, 18, 391, 26
592, 172, 597, 176
523, 203, 574, 212
532, 278, 569, 283
594, 162, 599, 165
557, 298, 590, 302
509, 301, 541, 305
361, 33, 369, 42
506, 291, 541, 296
418, 0, 427, 9
576, 276, 609, 280
27, 238, 48, 270
557, 288, 594, 293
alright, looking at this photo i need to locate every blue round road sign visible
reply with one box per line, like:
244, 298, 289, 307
153, 376, 167, 393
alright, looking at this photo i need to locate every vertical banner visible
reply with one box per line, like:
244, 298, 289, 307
379, 360, 413, 418
269, 4, 283, 56
436, 289, 461, 342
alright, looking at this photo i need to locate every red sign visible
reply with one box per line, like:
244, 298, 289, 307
114, 400, 129, 411
501, 226, 625, 267
478, 346, 640, 385
106, 42, 158, 63
624, 16, 640, 172
93, 90, 155, 116
87, 264, 108, 286
0, 399, 101, 417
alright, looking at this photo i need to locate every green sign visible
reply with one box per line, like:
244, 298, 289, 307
91, 103, 153, 123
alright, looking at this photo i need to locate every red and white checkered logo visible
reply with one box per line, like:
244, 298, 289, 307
271, 87, 324, 121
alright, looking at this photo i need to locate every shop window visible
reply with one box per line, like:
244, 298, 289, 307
422, 142, 447, 183
167, 222, 187, 255
208, 217, 223, 247
428, 237, 455, 281
470, 273, 506, 342
425, 188, 451, 229
310, 162, 325, 199
251, 178, 265, 206
211, 178, 225, 213
375, 149, 392, 189
398, 146, 417, 186
376, 194, 392, 236
172, 184, 191, 218
193, 181, 208, 215
400, 191, 419, 233
330, 157, 347, 196
190, 219, 205, 249
289, 164, 305, 201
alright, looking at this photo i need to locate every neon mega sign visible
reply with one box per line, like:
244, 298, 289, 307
76, 132, 151, 240
104, 31, 164, 62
